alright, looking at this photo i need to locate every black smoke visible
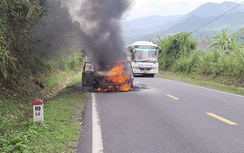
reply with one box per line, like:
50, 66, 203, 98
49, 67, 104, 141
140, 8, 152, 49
77, 0, 134, 69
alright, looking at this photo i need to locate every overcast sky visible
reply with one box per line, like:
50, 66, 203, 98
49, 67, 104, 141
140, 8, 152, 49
123, 0, 239, 21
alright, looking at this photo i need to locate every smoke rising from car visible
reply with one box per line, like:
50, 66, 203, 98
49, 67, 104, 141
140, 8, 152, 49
77, 0, 134, 69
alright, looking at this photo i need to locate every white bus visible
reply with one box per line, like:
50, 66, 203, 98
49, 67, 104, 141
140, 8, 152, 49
126, 41, 161, 77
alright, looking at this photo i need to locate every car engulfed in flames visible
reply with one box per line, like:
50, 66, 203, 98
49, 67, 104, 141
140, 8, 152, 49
82, 60, 134, 92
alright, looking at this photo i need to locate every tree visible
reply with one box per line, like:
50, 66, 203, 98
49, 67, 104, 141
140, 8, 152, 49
0, 0, 44, 78
207, 26, 235, 51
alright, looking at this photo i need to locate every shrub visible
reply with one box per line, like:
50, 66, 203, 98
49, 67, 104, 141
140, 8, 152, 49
172, 50, 201, 73
155, 32, 198, 70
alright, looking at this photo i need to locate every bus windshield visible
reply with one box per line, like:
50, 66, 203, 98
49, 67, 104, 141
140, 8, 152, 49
132, 49, 158, 62
135, 45, 157, 49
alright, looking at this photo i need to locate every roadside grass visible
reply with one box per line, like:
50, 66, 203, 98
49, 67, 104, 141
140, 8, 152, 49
157, 71, 244, 96
41, 70, 73, 86
66, 72, 82, 87
0, 72, 85, 152
0, 70, 82, 136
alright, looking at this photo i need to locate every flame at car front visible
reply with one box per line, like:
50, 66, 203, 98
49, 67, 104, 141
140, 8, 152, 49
93, 60, 132, 92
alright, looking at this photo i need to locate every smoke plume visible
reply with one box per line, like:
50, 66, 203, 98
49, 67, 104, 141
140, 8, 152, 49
77, 0, 134, 69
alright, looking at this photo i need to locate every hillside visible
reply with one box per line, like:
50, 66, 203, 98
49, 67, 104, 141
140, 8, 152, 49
182, 1, 244, 19
123, 15, 183, 29
168, 1, 244, 28
123, 15, 183, 37
158, 12, 244, 35
124, 1, 244, 45
0, 1, 85, 146
232, 27, 244, 41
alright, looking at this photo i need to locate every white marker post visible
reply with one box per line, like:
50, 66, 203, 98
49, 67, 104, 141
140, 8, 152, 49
33, 99, 44, 123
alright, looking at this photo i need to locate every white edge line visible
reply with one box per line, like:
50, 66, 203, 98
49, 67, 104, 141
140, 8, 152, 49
162, 78, 244, 98
92, 93, 104, 153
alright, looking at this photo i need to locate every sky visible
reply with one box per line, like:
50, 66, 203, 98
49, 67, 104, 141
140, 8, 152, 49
123, 0, 239, 21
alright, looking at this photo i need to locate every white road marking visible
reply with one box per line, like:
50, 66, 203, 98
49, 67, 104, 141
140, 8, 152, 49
163, 78, 244, 98
92, 93, 104, 153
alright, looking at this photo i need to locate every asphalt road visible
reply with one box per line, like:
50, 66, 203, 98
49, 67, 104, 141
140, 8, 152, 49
77, 76, 244, 153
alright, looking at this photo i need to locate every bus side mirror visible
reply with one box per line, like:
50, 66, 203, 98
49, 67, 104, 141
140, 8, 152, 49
159, 47, 162, 53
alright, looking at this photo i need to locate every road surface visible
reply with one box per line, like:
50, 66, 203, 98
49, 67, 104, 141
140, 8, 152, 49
77, 76, 244, 153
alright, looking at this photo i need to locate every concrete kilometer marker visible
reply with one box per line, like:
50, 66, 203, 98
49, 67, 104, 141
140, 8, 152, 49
33, 99, 44, 123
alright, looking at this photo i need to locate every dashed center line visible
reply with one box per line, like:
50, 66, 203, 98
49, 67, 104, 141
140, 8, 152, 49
206, 113, 237, 125
166, 94, 179, 100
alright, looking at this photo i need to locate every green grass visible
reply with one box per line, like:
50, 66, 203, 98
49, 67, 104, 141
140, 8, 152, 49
0, 88, 85, 152
157, 71, 244, 96
0, 69, 83, 137
41, 71, 71, 86
66, 72, 82, 87
0, 96, 31, 138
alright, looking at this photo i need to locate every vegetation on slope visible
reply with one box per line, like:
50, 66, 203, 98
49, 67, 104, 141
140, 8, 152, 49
0, 74, 85, 152
0, 0, 84, 83
0, 0, 85, 95
154, 26, 244, 88
0, 0, 85, 150
232, 27, 244, 41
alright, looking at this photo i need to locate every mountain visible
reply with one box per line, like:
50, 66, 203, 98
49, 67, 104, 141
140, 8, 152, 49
122, 15, 183, 37
124, 1, 244, 45
182, 1, 244, 19
158, 12, 244, 34
123, 15, 183, 30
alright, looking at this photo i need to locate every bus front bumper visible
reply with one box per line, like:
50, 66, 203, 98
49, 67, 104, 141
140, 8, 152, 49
132, 68, 158, 74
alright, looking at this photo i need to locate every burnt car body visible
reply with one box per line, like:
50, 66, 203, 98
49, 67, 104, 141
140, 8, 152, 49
82, 61, 134, 90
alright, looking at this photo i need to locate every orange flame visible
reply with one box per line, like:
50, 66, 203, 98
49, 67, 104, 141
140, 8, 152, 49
118, 84, 131, 91
106, 61, 129, 83
105, 61, 131, 91
91, 61, 132, 92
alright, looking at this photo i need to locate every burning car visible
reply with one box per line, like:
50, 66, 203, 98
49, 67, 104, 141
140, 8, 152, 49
82, 60, 134, 92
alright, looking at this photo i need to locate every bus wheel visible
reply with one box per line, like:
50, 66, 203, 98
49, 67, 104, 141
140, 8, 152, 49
151, 74, 154, 77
